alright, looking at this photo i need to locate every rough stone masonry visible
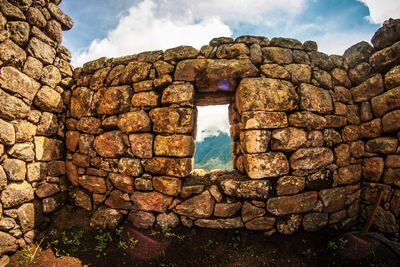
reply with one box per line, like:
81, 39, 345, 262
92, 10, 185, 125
1, 0, 400, 258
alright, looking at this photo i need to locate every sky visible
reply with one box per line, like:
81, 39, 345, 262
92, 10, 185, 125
59, 0, 400, 141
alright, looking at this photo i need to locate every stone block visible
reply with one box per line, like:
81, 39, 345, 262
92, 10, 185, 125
290, 147, 333, 170
131, 191, 173, 213
93, 131, 126, 158
174, 191, 215, 218
143, 157, 192, 177
92, 86, 133, 115
220, 179, 271, 199
154, 135, 194, 157
244, 152, 289, 179
271, 127, 307, 152
267, 191, 318, 216
241, 111, 288, 129
149, 107, 195, 134
298, 83, 333, 114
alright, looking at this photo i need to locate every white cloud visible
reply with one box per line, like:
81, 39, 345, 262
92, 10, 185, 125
316, 31, 373, 55
72, 0, 309, 66
196, 105, 230, 142
357, 0, 400, 24
72, 0, 232, 66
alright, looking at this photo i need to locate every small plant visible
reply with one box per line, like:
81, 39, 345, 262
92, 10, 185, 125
115, 226, 124, 236
300, 248, 316, 258
151, 228, 160, 236
118, 240, 128, 250
19, 246, 34, 264
128, 237, 139, 249
162, 225, 172, 235
327, 237, 349, 254
95, 230, 113, 257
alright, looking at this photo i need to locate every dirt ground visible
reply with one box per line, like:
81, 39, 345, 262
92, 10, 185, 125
7, 209, 400, 267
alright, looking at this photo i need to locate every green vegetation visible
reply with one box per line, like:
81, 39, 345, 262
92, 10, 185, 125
194, 132, 233, 170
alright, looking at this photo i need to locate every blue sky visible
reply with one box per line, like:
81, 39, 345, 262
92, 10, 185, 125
59, 0, 400, 140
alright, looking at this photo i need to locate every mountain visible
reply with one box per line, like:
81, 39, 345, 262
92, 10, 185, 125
194, 132, 233, 171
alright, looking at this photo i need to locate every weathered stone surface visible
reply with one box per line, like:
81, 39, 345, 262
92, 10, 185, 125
240, 130, 270, 153
262, 47, 292, 64
161, 82, 194, 105
131, 91, 159, 108
90, 206, 123, 229
360, 102, 373, 122
129, 133, 153, 158
118, 158, 142, 177
78, 134, 94, 155
36, 183, 60, 198
382, 109, 400, 132
134, 178, 153, 191
128, 211, 155, 229
143, 157, 192, 178
391, 189, 400, 216
3, 159, 26, 181
245, 217, 275, 231
336, 164, 362, 186
132, 191, 173, 213
180, 185, 204, 198
335, 144, 351, 167
298, 83, 333, 114
307, 169, 333, 190
27, 162, 47, 183
41, 65, 61, 89
34, 137, 63, 161
117, 111, 151, 133
13, 120, 36, 143
309, 51, 334, 71
331, 68, 351, 88
105, 190, 133, 210
244, 152, 289, 179
276, 214, 302, 235
83, 57, 108, 74
285, 64, 312, 84
216, 43, 249, 58
360, 118, 382, 138
277, 176, 305, 195
0, 66, 40, 101
154, 60, 174, 76
174, 191, 215, 218
362, 157, 384, 181
17, 203, 34, 233
90, 67, 111, 90
109, 173, 134, 193
260, 64, 290, 80
69, 188, 92, 211
0, 119, 15, 146
0, 231, 17, 255
323, 128, 343, 147
350, 74, 384, 103
78, 176, 106, 194
157, 213, 179, 228
154, 135, 194, 157
34, 86, 63, 113
341, 125, 360, 142
236, 78, 298, 113
235, 35, 270, 45
271, 37, 302, 49
386, 155, 400, 168
27, 37, 56, 64
267, 191, 318, 216
0, 166, 6, 190
209, 185, 223, 202
349, 62, 374, 85
47, 2, 74, 30
370, 41, 400, 73
150, 107, 195, 134
385, 65, 400, 89
153, 176, 182, 196
0, 38, 27, 69
371, 18, 400, 49
250, 43, 263, 64
241, 201, 265, 222
70, 87, 93, 118
92, 86, 133, 115
220, 179, 272, 199
76, 117, 101, 135
164, 46, 198, 61
214, 202, 241, 217
302, 212, 328, 232
175, 59, 257, 92
383, 168, 400, 187
241, 111, 288, 129
271, 127, 307, 152
0, 89, 30, 120
319, 187, 345, 212
365, 137, 398, 154
371, 87, 400, 117
0, 182, 34, 208
290, 147, 334, 170
360, 206, 398, 233
350, 140, 365, 158
343, 41, 375, 69
312, 69, 333, 89
288, 111, 327, 131
195, 217, 244, 229
361, 182, 391, 204
93, 131, 125, 158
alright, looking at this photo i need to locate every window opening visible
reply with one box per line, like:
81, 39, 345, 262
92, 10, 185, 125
194, 104, 233, 171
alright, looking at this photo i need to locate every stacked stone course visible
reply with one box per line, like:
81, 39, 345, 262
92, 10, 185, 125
1, 0, 400, 259
0, 0, 73, 257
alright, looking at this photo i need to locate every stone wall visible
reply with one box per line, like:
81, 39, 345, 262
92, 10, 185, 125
0, 0, 73, 256
67, 19, 400, 235
1, 0, 400, 259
